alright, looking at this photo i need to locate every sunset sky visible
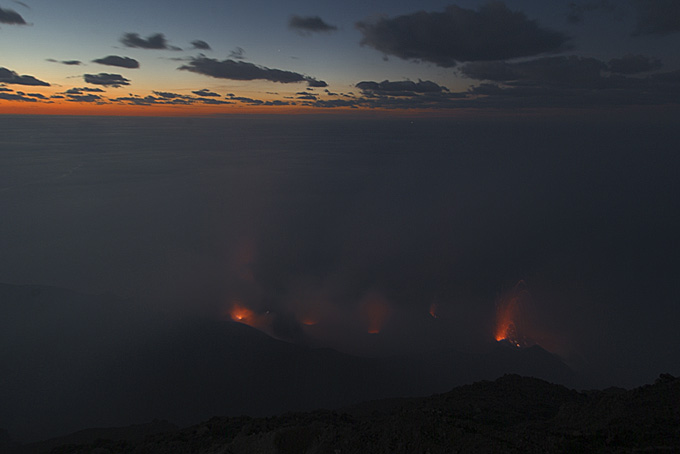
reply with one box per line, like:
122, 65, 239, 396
2, 0, 680, 115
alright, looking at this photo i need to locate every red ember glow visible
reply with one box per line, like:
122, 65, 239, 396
429, 302, 438, 319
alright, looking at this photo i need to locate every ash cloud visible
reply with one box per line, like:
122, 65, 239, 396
0, 6, 26, 24
289, 15, 337, 34
120, 32, 181, 50
178, 56, 327, 87
84, 73, 131, 87
356, 2, 569, 67
93, 55, 140, 69
0, 67, 49, 86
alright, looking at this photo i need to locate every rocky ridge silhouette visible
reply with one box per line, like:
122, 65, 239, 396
10, 373, 679, 454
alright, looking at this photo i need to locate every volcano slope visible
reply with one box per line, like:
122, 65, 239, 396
13, 373, 679, 454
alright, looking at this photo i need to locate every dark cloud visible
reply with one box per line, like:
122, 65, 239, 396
192, 89, 220, 97
22, 92, 47, 99
633, 0, 680, 35
92, 55, 140, 69
263, 100, 292, 106
229, 47, 246, 60
0, 6, 26, 24
120, 33, 181, 50
305, 78, 328, 88
459, 56, 680, 108
66, 93, 103, 103
0, 67, 49, 86
46, 59, 82, 66
0, 92, 37, 102
226, 94, 264, 105
178, 56, 327, 87
63, 87, 105, 94
566, 1, 618, 24
296, 94, 318, 100
0, 86, 11, 91
608, 54, 662, 74
153, 91, 183, 99
356, 80, 448, 96
84, 73, 131, 87
191, 40, 211, 50
289, 15, 338, 34
356, 2, 569, 67
460, 56, 608, 88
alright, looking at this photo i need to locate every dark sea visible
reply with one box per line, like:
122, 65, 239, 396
1, 115, 679, 440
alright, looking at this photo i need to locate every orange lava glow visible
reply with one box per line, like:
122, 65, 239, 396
494, 280, 532, 346
229, 301, 255, 323
429, 302, 438, 319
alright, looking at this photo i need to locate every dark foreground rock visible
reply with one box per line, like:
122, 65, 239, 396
15, 373, 680, 454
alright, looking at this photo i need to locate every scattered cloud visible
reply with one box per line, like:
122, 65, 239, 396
0, 6, 26, 25
608, 54, 662, 74
0, 67, 49, 86
92, 55, 140, 69
178, 56, 327, 87
46, 59, 82, 66
633, 0, 680, 35
191, 40, 211, 50
84, 73, 131, 87
192, 89, 220, 97
356, 2, 569, 67
289, 15, 337, 34
120, 32, 181, 50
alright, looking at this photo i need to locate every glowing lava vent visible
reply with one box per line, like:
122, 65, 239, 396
494, 280, 534, 348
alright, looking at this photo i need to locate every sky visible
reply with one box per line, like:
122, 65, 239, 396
2, 0, 680, 115
1, 1, 680, 441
